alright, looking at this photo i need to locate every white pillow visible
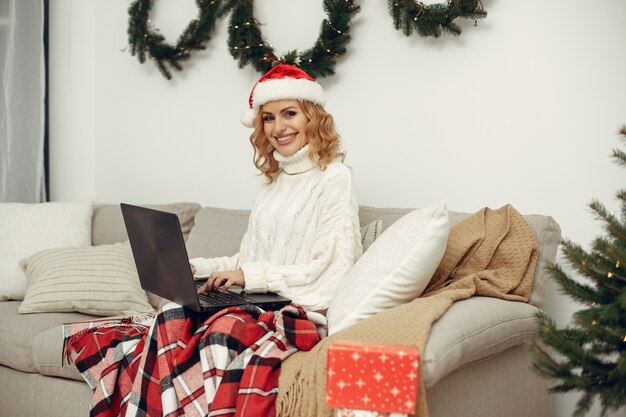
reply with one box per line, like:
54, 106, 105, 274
0, 201, 93, 300
327, 202, 450, 334
19, 242, 153, 316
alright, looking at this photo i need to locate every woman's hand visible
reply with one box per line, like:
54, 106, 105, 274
196, 269, 245, 293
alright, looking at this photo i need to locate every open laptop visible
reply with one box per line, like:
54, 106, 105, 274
120, 203, 291, 313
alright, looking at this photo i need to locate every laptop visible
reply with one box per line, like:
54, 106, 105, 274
120, 203, 291, 313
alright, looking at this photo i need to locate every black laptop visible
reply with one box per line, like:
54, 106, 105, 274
120, 203, 291, 313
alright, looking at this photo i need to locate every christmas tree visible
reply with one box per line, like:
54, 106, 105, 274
530, 127, 626, 417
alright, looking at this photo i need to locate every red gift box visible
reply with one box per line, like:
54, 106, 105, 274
326, 341, 420, 414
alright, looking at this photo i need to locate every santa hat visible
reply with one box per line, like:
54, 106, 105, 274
241, 64, 325, 127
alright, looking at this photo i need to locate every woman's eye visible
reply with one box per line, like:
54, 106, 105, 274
262, 115, 274, 122
284, 111, 296, 118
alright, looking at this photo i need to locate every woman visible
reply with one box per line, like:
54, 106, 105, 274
191, 64, 362, 312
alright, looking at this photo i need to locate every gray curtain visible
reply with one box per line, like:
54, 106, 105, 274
0, 0, 46, 203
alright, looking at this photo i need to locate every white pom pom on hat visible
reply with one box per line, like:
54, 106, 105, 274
241, 64, 325, 128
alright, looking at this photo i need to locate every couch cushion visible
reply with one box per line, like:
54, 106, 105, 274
422, 296, 540, 387
19, 242, 153, 316
360, 219, 382, 252
33, 326, 83, 381
523, 214, 561, 307
0, 201, 93, 301
0, 301, 98, 373
92, 202, 201, 246
327, 203, 450, 334
185, 207, 250, 258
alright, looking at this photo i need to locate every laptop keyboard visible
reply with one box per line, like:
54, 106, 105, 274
197, 288, 256, 306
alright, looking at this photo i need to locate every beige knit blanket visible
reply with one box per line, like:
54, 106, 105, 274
275, 204, 538, 417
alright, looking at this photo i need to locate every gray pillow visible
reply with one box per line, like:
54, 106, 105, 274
19, 242, 153, 316
92, 202, 201, 246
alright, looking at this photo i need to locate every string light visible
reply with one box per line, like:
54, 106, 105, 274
326, 21, 343, 34
607, 272, 613, 278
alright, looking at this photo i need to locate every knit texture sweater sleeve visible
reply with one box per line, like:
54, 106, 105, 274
189, 253, 240, 278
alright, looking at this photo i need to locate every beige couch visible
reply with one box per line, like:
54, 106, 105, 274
0, 203, 561, 417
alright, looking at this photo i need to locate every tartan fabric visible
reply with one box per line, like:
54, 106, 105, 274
64, 303, 326, 417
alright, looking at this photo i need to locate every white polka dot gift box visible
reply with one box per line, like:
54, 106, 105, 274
326, 341, 420, 417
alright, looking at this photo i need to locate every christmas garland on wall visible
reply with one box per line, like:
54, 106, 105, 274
388, 0, 487, 38
127, 0, 487, 80
220, 0, 360, 78
127, 0, 221, 80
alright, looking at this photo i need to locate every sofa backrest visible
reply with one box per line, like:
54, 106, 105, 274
91, 203, 561, 309
184, 205, 561, 309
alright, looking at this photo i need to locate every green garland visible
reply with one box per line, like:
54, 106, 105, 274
126, 0, 485, 80
220, 0, 360, 78
127, 0, 221, 80
388, 0, 487, 38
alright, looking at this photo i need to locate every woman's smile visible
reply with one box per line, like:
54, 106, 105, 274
275, 133, 298, 145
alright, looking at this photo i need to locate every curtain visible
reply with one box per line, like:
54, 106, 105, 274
0, 0, 46, 203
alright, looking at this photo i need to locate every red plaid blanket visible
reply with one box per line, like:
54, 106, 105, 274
64, 303, 326, 417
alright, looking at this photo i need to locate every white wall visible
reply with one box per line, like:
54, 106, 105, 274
49, 1, 626, 415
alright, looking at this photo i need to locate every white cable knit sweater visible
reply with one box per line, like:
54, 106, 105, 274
190, 144, 362, 312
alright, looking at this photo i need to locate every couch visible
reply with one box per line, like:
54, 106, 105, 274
0, 202, 561, 417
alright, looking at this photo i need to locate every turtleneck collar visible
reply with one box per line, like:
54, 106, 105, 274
273, 144, 317, 175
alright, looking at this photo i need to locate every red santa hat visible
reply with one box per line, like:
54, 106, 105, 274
241, 64, 325, 127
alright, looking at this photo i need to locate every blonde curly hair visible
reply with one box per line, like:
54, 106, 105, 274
249, 100, 345, 183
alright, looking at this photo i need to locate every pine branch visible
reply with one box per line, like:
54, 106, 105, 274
590, 200, 626, 243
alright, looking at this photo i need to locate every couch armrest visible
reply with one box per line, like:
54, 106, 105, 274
422, 296, 539, 387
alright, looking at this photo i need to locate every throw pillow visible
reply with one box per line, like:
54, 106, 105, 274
0, 201, 93, 301
360, 219, 382, 252
326, 202, 450, 335
19, 242, 153, 316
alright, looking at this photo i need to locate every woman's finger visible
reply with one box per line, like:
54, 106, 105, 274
213, 275, 227, 290
206, 273, 217, 290
196, 281, 208, 294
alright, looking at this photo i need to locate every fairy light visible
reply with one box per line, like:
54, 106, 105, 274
607, 272, 613, 278
326, 21, 343, 34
